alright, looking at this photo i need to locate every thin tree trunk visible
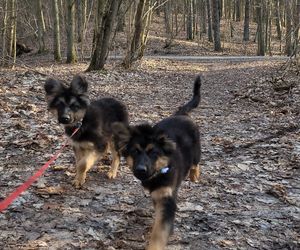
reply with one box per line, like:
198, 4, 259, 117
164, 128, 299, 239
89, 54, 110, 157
123, 0, 147, 68
293, 0, 300, 55
87, 0, 119, 71
77, 0, 83, 43
256, 0, 265, 55
243, 0, 250, 41
138, 0, 152, 58
285, 0, 293, 56
8, 0, 17, 63
164, 0, 173, 48
1, 0, 9, 65
53, 0, 61, 61
267, 0, 272, 55
235, 0, 241, 21
207, 0, 213, 42
275, 0, 282, 40
116, 1, 126, 32
66, 0, 77, 63
186, 0, 194, 40
212, 0, 222, 51
200, 0, 207, 35
36, 0, 46, 53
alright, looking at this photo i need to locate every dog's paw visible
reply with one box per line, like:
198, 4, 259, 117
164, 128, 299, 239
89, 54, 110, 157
72, 177, 85, 188
189, 166, 200, 183
107, 170, 117, 179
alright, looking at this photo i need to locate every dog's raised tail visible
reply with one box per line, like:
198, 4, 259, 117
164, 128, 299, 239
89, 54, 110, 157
174, 75, 202, 116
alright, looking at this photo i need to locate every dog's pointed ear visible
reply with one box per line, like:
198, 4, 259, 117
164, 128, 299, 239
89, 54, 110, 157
112, 122, 131, 151
45, 78, 63, 95
70, 75, 88, 95
156, 132, 176, 155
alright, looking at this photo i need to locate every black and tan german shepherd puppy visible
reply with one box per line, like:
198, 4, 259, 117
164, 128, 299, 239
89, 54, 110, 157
112, 76, 201, 250
44, 75, 128, 188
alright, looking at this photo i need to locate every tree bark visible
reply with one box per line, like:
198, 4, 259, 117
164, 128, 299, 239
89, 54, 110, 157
212, 0, 222, 51
123, 0, 149, 68
53, 0, 61, 61
200, 0, 207, 35
87, 0, 120, 71
1, 0, 9, 65
235, 0, 241, 21
8, 0, 17, 64
36, 0, 46, 53
66, 0, 77, 63
186, 0, 194, 40
285, 0, 292, 56
243, 0, 250, 41
164, 0, 173, 48
293, 0, 300, 55
207, 0, 213, 42
275, 0, 282, 40
256, 0, 265, 56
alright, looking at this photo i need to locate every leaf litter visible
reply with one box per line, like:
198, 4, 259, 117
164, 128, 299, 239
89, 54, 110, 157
0, 58, 299, 249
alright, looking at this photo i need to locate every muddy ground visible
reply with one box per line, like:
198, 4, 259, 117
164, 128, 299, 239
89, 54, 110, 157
0, 58, 299, 250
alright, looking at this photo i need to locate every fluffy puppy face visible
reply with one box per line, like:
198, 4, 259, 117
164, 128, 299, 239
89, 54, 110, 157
44, 75, 90, 126
112, 123, 176, 181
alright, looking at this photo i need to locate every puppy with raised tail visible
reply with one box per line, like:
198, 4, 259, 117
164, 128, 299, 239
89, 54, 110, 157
113, 76, 202, 250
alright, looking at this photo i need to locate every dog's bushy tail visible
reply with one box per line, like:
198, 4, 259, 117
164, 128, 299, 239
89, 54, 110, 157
174, 75, 202, 116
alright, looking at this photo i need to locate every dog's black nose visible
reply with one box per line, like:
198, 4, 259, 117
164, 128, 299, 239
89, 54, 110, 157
134, 164, 148, 180
59, 115, 71, 124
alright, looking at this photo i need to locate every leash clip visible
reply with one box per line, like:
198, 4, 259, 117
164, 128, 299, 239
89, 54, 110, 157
160, 166, 170, 174
75, 121, 82, 128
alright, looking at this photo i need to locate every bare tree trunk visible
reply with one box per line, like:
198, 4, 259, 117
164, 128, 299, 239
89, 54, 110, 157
1, 0, 9, 65
243, 0, 250, 41
174, 0, 178, 35
235, 0, 241, 21
285, 0, 293, 56
212, 0, 222, 51
123, 0, 149, 68
256, 0, 265, 55
87, 0, 119, 71
138, 0, 152, 58
266, 0, 272, 55
186, 0, 194, 40
66, 0, 77, 63
116, 1, 126, 32
275, 0, 282, 40
76, 0, 87, 43
36, 0, 46, 53
164, 0, 173, 48
53, 0, 61, 61
200, 0, 207, 35
293, 0, 300, 55
7, 0, 17, 66
207, 0, 213, 42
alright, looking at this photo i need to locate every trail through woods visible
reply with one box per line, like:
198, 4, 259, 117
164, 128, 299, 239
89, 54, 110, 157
0, 57, 299, 249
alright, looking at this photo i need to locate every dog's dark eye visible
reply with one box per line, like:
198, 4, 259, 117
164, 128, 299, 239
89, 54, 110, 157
131, 147, 140, 155
54, 100, 64, 108
70, 103, 80, 111
148, 148, 160, 158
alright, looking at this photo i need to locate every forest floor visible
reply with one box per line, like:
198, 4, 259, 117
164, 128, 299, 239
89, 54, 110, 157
0, 56, 299, 250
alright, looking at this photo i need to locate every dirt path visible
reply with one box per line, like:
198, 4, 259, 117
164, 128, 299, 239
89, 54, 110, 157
0, 58, 299, 250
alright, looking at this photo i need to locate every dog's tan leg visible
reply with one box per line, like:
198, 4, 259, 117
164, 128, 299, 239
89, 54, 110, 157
189, 164, 200, 182
107, 142, 120, 179
73, 149, 98, 188
73, 146, 83, 165
147, 187, 176, 250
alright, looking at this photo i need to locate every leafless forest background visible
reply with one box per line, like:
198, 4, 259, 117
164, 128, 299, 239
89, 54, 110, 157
0, 1, 299, 250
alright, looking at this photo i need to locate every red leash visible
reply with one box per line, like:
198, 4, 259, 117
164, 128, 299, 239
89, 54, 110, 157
0, 127, 80, 212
